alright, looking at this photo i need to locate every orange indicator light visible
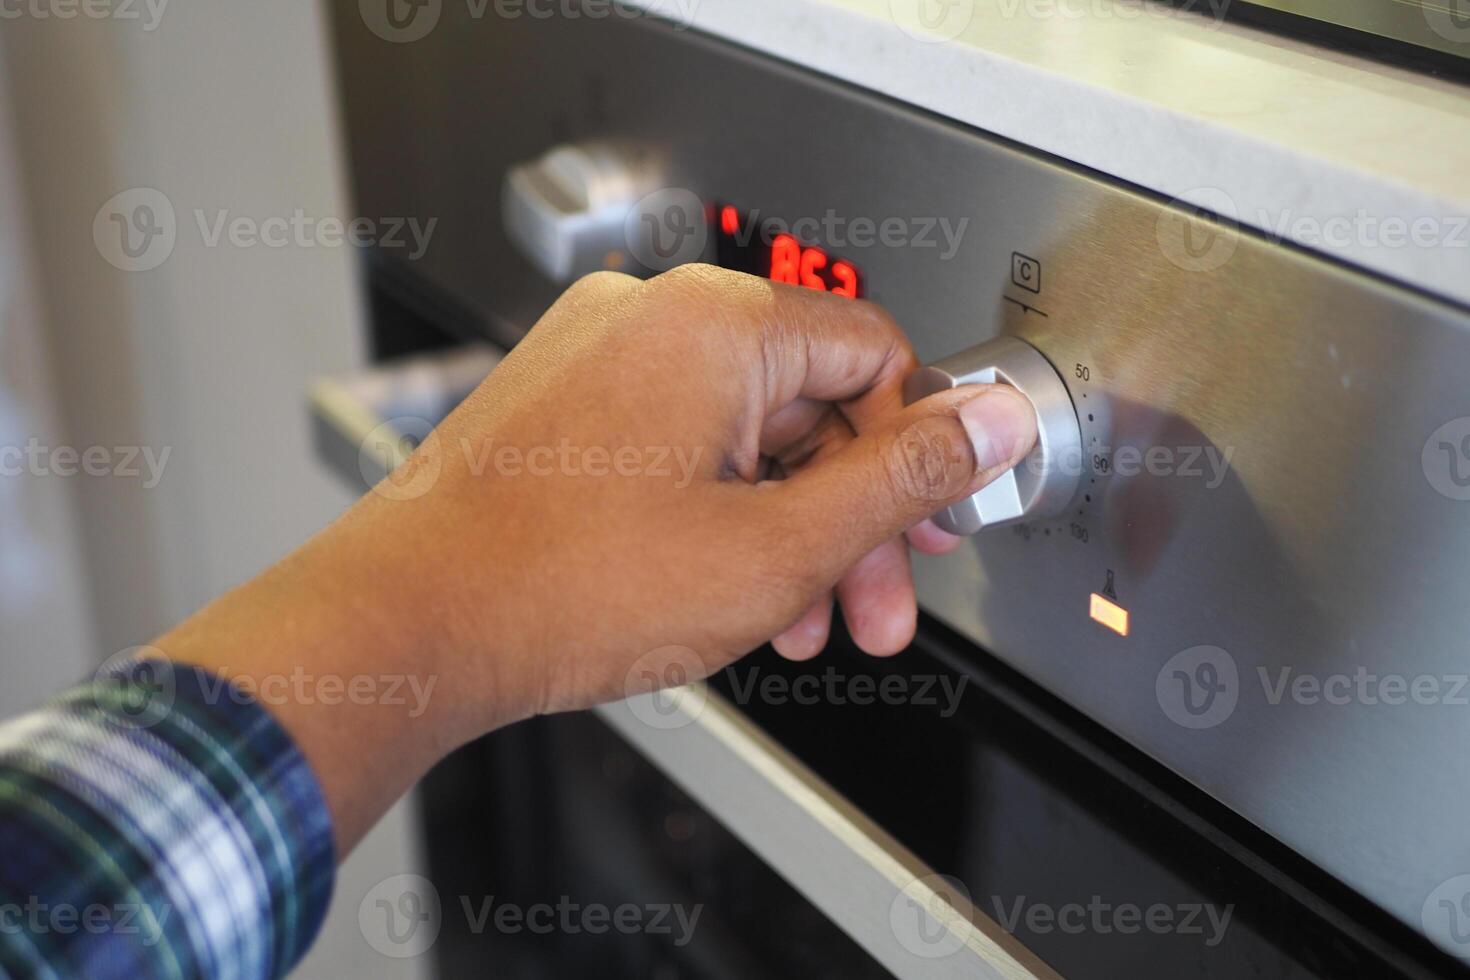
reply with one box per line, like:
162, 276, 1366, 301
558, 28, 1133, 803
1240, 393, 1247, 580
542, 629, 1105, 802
1089, 593, 1130, 636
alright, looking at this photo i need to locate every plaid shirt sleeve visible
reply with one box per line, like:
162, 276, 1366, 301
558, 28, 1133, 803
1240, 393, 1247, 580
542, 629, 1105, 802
0, 658, 336, 980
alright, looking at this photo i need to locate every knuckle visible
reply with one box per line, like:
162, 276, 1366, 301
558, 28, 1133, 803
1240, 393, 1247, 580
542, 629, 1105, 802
647, 263, 772, 319
648, 262, 734, 296
854, 298, 904, 340
565, 269, 638, 300
868, 305, 918, 368
644, 263, 773, 348
885, 417, 972, 504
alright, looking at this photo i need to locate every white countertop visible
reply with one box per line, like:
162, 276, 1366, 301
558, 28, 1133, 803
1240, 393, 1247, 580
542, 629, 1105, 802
640, 0, 1470, 307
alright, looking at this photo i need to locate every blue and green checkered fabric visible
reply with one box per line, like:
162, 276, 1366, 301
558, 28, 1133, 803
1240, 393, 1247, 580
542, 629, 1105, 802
0, 661, 335, 979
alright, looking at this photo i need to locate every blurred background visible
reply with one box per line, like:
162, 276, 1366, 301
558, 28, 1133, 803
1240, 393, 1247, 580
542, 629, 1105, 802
0, 4, 428, 977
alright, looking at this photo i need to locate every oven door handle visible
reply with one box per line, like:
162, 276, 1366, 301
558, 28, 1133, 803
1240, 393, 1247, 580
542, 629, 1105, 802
309, 349, 1058, 980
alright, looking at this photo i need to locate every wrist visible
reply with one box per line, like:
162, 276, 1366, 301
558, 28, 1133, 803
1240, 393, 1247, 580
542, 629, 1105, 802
314, 492, 545, 744
149, 505, 501, 851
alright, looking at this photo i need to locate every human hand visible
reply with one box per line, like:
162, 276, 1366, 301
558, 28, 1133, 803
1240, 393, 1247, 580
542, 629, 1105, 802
157, 265, 1036, 849
368, 264, 1037, 729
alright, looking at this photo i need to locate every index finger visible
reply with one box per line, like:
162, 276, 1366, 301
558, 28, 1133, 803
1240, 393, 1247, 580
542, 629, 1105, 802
649, 264, 918, 431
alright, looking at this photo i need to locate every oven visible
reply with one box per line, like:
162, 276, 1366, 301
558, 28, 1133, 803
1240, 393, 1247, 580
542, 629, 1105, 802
312, 3, 1470, 975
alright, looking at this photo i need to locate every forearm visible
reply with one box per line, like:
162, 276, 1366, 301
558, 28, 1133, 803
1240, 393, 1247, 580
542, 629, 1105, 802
0, 507, 443, 978
151, 496, 531, 855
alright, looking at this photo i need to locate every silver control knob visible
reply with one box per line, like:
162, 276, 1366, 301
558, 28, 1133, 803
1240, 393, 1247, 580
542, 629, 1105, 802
502, 142, 662, 284
903, 336, 1081, 534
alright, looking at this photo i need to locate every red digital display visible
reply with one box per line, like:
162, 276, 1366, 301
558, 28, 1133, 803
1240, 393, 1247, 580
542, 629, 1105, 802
720, 204, 741, 236
714, 205, 863, 299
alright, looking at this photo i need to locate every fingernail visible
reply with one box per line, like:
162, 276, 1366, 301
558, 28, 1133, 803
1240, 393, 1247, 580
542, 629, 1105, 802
958, 387, 1037, 473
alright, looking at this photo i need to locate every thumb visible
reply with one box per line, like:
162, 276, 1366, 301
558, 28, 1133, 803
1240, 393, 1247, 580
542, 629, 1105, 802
775, 383, 1038, 577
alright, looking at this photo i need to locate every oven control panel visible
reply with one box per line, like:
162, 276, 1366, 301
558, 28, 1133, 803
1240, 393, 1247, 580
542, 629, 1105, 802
331, 7, 1470, 955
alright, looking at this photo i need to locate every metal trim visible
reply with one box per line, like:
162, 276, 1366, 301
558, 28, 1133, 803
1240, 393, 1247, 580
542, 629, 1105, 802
599, 689, 1059, 980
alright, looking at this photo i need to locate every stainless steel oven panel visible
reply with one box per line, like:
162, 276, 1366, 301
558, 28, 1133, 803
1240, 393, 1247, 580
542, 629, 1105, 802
329, 6, 1470, 950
